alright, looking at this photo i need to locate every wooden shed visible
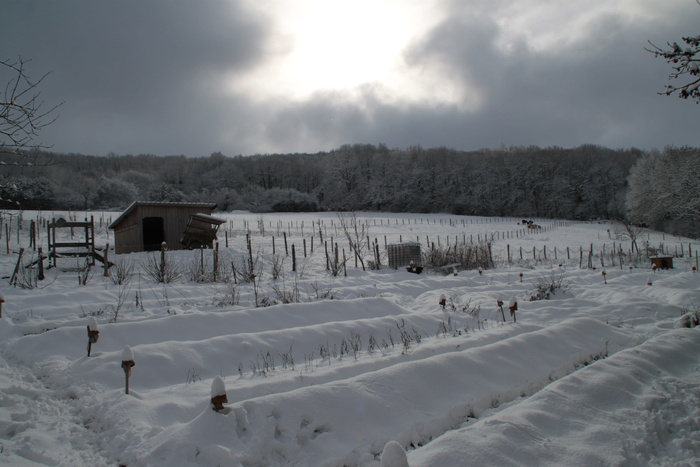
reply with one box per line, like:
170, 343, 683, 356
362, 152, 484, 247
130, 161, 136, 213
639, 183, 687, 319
109, 201, 222, 254
650, 255, 674, 270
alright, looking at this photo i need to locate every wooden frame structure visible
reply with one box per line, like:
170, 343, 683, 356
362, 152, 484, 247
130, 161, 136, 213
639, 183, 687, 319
48, 216, 96, 267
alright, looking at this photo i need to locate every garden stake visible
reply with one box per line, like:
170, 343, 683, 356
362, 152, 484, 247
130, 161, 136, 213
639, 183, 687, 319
121, 346, 135, 394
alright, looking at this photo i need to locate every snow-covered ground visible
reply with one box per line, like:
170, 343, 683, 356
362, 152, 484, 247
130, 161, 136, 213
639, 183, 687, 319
0, 211, 698, 466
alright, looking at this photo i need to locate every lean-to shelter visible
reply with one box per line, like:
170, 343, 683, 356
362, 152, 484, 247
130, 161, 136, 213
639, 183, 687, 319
109, 201, 223, 254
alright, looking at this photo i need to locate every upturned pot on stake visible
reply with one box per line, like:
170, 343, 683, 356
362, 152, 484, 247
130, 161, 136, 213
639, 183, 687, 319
121, 345, 135, 394
87, 317, 99, 357
497, 298, 505, 322
509, 297, 518, 323
211, 376, 228, 412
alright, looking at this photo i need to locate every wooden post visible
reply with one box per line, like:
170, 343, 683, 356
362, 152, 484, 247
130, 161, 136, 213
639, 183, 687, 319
292, 244, 296, 272
247, 236, 254, 272
103, 243, 110, 277
200, 246, 205, 277
10, 248, 24, 287
213, 242, 219, 282
30, 220, 35, 250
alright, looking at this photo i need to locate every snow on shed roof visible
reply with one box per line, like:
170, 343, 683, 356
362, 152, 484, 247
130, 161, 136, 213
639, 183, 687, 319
109, 201, 217, 229
189, 213, 226, 225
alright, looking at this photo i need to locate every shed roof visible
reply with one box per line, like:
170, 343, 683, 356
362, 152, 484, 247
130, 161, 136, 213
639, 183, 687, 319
109, 201, 217, 229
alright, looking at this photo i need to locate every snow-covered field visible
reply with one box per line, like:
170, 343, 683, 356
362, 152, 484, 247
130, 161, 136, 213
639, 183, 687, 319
0, 211, 698, 466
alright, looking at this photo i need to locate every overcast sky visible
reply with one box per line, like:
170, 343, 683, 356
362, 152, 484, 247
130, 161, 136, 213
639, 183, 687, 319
3, 0, 699, 157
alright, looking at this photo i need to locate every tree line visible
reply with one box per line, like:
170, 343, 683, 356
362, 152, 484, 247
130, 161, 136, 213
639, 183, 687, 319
0, 143, 697, 237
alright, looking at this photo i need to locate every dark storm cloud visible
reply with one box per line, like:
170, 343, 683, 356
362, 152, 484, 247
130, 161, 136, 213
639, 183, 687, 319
256, 2, 700, 154
1, 0, 699, 156
2, 0, 271, 155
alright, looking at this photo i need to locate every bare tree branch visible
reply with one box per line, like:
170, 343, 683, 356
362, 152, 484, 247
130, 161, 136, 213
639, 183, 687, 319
1, 57, 62, 164
646, 31, 700, 103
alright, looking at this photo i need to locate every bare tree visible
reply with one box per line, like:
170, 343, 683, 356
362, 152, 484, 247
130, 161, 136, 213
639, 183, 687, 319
1, 57, 61, 163
615, 218, 644, 254
646, 4, 700, 103
337, 211, 369, 271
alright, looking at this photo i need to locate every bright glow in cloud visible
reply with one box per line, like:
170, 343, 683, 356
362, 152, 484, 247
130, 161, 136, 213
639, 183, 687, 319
236, 0, 447, 103
235, 0, 666, 110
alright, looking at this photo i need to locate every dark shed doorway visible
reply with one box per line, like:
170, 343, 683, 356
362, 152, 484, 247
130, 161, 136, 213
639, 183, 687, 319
142, 217, 164, 251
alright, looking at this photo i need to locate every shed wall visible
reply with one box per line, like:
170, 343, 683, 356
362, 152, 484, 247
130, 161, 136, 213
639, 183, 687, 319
112, 205, 217, 254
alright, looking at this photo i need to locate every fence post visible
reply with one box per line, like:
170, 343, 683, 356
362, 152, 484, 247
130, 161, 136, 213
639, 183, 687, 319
103, 243, 110, 277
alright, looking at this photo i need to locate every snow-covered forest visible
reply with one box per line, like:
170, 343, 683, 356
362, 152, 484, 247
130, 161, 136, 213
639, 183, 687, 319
2, 144, 639, 214
4, 144, 698, 237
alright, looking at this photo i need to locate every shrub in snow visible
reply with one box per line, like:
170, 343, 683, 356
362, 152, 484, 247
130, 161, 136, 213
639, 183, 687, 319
528, 272, 569, 301
421, 241, 494, 272
142, 250, 183, 284
108, 258, 134, 285
381, 441, 408, 467
674, 311, 700, 328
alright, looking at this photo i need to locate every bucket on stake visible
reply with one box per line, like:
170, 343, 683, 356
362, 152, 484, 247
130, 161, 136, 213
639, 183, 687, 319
211, 376, 228, 412
121, 346, 135, 394
87, 317, 99, 357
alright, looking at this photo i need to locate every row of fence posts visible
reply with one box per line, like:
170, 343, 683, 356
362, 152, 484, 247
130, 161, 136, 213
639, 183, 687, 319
232, 217, 563, 240
182, 226, 699, 280
503, 241, 696, 269
3, 215, 699, 281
